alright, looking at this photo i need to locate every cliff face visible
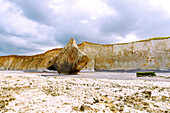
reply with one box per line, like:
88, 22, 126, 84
0, 48, 61, 71
0, 37, 169, 71
79, 37, 170, 70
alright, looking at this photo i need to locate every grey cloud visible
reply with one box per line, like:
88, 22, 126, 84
0, 0, 170, 56
101, 0, 170, 39
0, 36, 37, 55
8, 0, 54, 26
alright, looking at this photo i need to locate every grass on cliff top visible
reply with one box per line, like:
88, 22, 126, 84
136, 37, 170, 42
81, 37, 170, 46
116, 37, 170, 45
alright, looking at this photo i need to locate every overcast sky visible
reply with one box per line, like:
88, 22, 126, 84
0, 0, 170, 55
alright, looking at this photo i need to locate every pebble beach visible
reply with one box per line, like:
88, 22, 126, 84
0, 71, 170, 113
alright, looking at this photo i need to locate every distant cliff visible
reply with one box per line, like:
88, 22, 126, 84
0, 37, 169, 71
0, 48, 62, 71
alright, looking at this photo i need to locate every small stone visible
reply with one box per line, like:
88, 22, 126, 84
153, 104, 159, 108
93, 98, 99, 103
142, 91, 152, 98
142, 102, 149, 106
119, 108, 124, 112
0, 101, 5, 109
42, 100, 47, 102
104, 101, 107, 103
9, 98, 16, 101
95, 87, 100, 90
66, 87, 70, 90
111, 108, 117, 112
100, 99, 104, 101
164, 110, 168, 113
51, 93, 59, 96
104, 95, 108, 97
79, 104, 85, 111
143, 106, 148, 110
4, 100, 8, 103
161, 96, 167, 101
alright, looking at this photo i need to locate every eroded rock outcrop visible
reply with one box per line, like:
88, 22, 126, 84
52, 38, 90, 74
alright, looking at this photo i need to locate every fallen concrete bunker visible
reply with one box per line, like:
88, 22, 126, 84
0, 37, 169, 74
50, 38, 90, 74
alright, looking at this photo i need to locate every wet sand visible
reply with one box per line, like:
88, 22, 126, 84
0, 71, 170, 112
1, 70, 169, 81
